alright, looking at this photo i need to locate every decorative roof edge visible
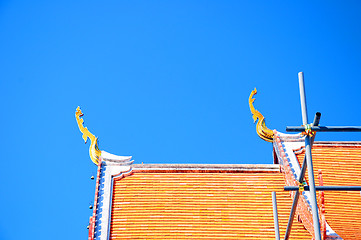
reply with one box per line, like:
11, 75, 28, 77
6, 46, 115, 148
249, 88, 274, 142
76, 107, 133, 166
273, 133, 342, 239
101, 151, 134, 165
91, 158, 133, 240
76, 106, 101, 165
89, 160, 103, 240
275, 131, 305, 142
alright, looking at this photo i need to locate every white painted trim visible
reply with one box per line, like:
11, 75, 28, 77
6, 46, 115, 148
93, 152, 133, 240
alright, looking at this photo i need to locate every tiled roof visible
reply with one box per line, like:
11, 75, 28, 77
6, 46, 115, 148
109, 165, 311, 239
294, 142, 361, 240
88, 140, 361, 240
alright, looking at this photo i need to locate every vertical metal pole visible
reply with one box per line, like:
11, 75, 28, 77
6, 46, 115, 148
298, 72, 322, 240
284, 112, 321, 240
298, 72, 309, 125
272, 192, 281, 240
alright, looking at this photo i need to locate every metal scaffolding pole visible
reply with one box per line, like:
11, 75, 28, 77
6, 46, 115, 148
283, 112, 321, 240
298, 72, 322, 240
272, 192, 281, 240
284, 186, 361, 191
286, 126, 361, 132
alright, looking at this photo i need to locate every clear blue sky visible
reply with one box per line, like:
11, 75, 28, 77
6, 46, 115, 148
1, 1, 361, 239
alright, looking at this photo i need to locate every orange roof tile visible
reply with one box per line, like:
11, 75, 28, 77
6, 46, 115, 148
294, 142, 361, 240
109, 167, 311, 239
87, 135, 361, 240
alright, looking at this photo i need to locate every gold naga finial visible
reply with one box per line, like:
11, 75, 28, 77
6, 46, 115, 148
75, 106, 102, 164
249, 88, 274, 142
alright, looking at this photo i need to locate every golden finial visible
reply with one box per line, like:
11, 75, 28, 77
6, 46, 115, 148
75, 107, 101, 164
249, 88, 274, 142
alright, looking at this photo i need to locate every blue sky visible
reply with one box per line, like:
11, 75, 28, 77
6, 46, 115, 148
1, 1, 361, 239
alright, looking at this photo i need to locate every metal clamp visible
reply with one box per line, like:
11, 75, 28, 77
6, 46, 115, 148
298, 181, 306, 193
302, 123, 315, 136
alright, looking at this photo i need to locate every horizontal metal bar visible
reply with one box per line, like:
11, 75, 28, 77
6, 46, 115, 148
286, 126, 361, 132
284, 186, 361, 191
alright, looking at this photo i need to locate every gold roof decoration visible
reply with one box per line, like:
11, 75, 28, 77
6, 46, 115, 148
249, 88, 274, 142
75, 106, 102, 164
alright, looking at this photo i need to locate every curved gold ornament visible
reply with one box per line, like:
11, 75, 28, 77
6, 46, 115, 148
75, 106, 101, 164
249, 88, 274, 142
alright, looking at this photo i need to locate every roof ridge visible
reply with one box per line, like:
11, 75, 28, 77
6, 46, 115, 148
132, 164, 280, 173
313, 141, 361, 146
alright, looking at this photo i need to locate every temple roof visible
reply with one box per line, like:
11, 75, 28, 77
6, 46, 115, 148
274, 132, 361, 239
110, 164, 311, 239
84, 137, 361, 240
294, 142, 361, 239
77, 96, 361, 239
103, 139, 361, 240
